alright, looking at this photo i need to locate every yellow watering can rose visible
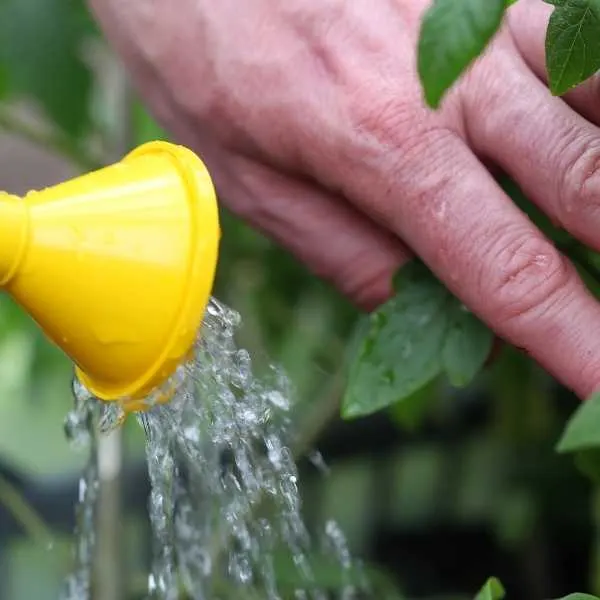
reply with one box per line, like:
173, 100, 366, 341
0, 141, 220, 412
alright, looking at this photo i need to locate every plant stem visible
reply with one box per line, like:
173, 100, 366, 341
0, 107, 102, 172
0, 472, 54, 547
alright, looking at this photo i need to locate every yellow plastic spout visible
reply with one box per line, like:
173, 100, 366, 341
0, 141, 220, 412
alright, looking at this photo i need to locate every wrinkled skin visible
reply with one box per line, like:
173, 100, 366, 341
89, 0, 600, 398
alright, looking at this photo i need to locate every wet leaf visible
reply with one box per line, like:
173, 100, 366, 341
546, 0, 600, 95
342, 261, 492, 419
443, 306, 493, 387
474, 577, 505, 600
343, 262, 448, 419
553, 595, 600, 599
418, 0, 506, 108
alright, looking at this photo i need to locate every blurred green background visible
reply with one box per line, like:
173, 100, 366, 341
0, 2, 594, 599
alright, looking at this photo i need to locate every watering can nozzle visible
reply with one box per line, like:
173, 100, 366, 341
0, 141, 220, 412
0, 193, 29, 286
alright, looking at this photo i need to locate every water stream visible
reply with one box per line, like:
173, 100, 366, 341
59, 298, 370, 599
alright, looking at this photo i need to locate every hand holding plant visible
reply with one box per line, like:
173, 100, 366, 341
89, 0, 600, 416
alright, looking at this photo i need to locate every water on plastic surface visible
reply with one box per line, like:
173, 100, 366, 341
60, 298, 368, 599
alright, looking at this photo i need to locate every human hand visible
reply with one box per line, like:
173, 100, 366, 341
89, 0, 600, 399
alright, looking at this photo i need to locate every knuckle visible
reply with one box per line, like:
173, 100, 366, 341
476, 226, 574, 329
347, 83, 458, 160
345, 89, 463, 223
349, 91, 421, 152
557, 131, 600, 227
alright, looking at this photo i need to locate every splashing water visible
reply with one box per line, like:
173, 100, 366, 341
60, 298, 369, 599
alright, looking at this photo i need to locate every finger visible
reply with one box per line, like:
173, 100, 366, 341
305, 121, 600, 399
508, 0, 600, 125
213, 154, 411, 311
76, 19, 411, 314
213, 153, 510, 366
463, 33, 600, 254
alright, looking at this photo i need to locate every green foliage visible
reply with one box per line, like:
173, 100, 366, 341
271, 551, 403, 597
556, 392, 600, 482
0, 0, 94, 135
442, 304, 493, 386
0, 65, 8, 99
418, 0, 600, 106
343, 261, 492, 419
417, 0, 506, 108
471, 576, 600, 598
546, 0, 600, 95
557, 392, 600, 454
474, 577, 505, 600
391, 0, 600, 457
385, 0, 600, 449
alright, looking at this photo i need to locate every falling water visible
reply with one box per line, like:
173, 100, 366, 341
59, 298, 370, 599
60, 381, 99, 600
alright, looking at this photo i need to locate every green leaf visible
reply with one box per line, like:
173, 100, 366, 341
546, 0, 600, 95
342, 261, 492, 419
553, 595, 600, 600
475, 577, 506, 600
343, 262, 449, 418
556, 391, 600, 453
418, 0, 506, 108
556, 391, 600, 483
442, 305, 493, 386
0, 0, 93, 135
